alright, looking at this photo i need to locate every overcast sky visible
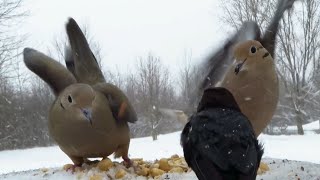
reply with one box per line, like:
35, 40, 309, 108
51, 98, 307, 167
21, 0, 231, 76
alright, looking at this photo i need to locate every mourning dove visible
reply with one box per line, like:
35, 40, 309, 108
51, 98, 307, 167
181, 87, 263, 180
64, 18, 137, 129
220, 40, 278, 136
23, 19, 137, 167
200, 0, 296, 90
197, 0, 296, 136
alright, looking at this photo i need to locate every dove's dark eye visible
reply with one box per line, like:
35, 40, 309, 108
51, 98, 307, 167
250, 46, 257, 54
68, 95, 73, 103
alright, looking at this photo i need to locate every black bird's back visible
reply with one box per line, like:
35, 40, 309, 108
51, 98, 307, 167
181, 88, 263, 180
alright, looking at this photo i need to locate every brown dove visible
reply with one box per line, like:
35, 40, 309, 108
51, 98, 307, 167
200, 0, 296, 90
219, 40, 278, 136
64, 18, 137, 147
197, 0, 296, 136
23, 19, 137, 167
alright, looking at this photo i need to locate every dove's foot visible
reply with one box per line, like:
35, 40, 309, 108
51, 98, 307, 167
122, 156, 140, 172
63, 164, 82, 174
122, 156, 133, 168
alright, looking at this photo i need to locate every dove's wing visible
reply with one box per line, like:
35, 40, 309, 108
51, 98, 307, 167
23, 48, 76, 96
260, 0, 297, 57
93, 83, 137, 123
66, 18, 105, 85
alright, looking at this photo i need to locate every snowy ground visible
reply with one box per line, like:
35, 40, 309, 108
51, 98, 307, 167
287, 120, 320, 132
0, 131, 320, 179
270, 120, 320, 135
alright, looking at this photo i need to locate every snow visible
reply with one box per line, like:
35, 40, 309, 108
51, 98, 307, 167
0, 132, 183, 175
258, 159, 320, 180
259, 134, 320, 164
0, 132, 320, 179
272, 120, 320, 134
287, 120, 320, 131
1, 168, 197, 180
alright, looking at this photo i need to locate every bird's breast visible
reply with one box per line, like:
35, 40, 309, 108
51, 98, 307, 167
48, 93, 129, 157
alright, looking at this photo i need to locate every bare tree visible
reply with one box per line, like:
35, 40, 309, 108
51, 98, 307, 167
124, 71, 138, 105
178, 50, 202, 115
135, 54, 173, 140
276, 0, 320, 135
220, 0, 276, 31
104, 67, 125, 90
0, 0, 27, 81
0, 0, 32, 150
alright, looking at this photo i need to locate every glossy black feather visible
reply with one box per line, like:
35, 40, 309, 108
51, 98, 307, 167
181, 87, 263, 180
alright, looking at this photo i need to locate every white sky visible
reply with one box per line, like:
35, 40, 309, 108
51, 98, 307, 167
20, 0, 230, 76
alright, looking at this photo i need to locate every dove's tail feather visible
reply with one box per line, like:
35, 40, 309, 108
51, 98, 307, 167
64, 46, 75, 75
261, 0, 297, 57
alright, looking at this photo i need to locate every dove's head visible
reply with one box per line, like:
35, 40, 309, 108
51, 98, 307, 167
233, 40, 274, 75
23, 48, 96, 125
58, 84, 95, 125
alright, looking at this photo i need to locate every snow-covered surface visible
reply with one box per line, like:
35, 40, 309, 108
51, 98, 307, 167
2, 158, 320, 180
0, 132, 320, 179
1, 167, 197, 180
258, 159, 320, 180
259, 134, 320, 164
287, 120, 319, 131
0, 132, 183, 175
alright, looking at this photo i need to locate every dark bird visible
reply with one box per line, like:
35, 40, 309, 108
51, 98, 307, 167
23, 18, 137, 167
197, 0, 297, 136
181, 87, 263, 180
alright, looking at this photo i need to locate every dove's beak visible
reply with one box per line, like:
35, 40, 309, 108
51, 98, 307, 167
234, 58, 247, 75
81, 108, 92, 125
